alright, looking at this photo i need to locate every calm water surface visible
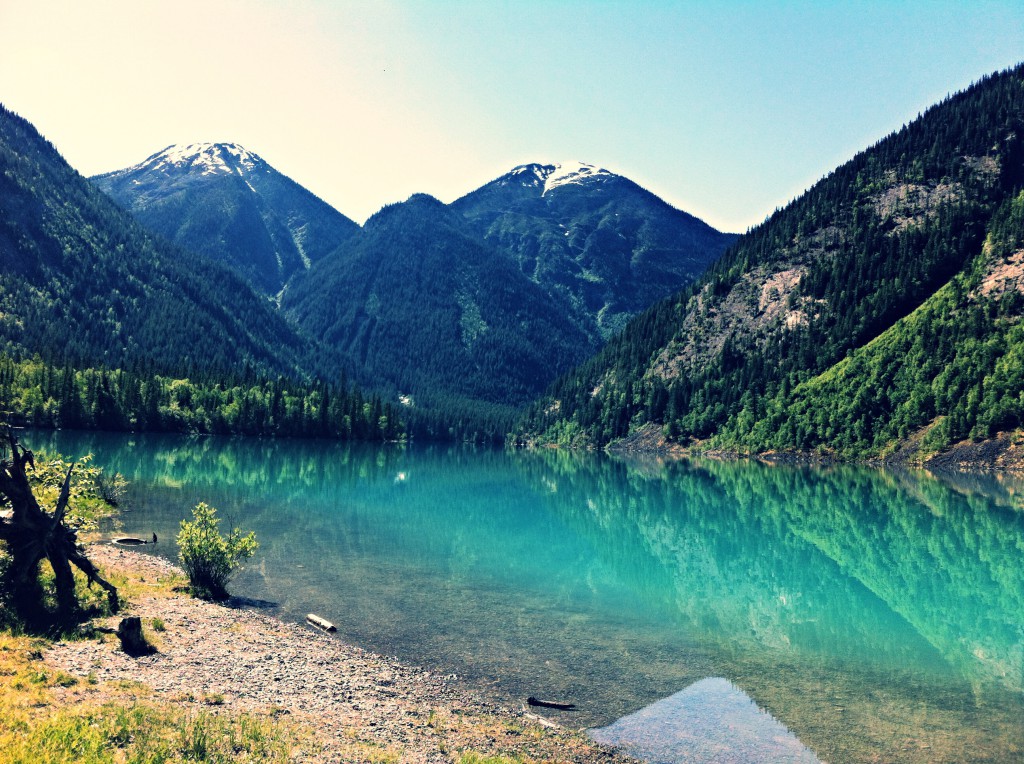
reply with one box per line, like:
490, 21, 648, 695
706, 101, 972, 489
27, 432, 1024, 763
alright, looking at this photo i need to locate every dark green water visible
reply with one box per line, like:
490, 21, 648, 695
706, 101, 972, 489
26, 432, 1024, 763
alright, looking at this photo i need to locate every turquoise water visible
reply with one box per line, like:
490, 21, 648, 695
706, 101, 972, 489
27, 432, 1024, 762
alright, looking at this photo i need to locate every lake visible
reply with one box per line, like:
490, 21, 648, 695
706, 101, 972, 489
25, 431, 1024, 763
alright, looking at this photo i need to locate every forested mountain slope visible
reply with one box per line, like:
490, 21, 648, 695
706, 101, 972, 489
0, 104, 323, 379
92, 143, 359, 294
517, 64, 1024, 460
281, 194, 594, 427
452, 161, 736, 341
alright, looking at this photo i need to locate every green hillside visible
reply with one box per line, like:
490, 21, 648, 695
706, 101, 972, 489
719, 191, 1024, 458
516, 64, 1024, 460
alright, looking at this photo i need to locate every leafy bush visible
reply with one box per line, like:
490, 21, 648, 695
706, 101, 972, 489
13, 452, 124, 532
176, 502, 257, 600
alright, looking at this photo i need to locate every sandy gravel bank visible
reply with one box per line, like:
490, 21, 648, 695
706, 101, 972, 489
46, 544, 633, 763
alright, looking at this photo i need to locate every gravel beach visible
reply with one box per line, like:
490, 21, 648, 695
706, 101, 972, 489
45, 544, 634, 763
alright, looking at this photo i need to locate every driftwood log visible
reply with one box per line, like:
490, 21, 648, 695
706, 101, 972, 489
306, 613, 337, 632
527, 696, 576, 710
0, 430, 119, 626
113, 537, 149, 546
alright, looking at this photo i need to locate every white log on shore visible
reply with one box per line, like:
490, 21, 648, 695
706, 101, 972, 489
306, 613, 337, 632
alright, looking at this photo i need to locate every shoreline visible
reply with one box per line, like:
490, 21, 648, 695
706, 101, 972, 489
45, 544, 635, 763
603, 423, 1024, 472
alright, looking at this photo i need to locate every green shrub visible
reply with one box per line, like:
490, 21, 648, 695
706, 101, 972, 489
176, 503, 257, 600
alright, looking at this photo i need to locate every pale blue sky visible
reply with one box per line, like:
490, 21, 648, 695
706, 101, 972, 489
1, 1, 1021, 231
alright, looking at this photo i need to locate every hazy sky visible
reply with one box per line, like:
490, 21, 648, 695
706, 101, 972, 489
1, 1, 1022, 232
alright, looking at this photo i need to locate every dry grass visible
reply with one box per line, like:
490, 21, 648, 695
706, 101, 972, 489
0, 616, 305, 764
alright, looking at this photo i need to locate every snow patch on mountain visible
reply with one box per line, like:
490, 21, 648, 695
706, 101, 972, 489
141, 142, 263, 178
291, 223, 313, 269
543, 161, 612, 194
503, 162, 613, 194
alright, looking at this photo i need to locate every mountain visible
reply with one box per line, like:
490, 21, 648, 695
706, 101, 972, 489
92, 143, 358, 294
281, 194, 594, 428
516, 63, 1024, 463
452, 161, 737, 340
280, 164, 734, 437
0, 105, 325, 379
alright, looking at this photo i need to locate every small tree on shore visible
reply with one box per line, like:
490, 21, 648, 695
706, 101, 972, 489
177, 502, 257, 600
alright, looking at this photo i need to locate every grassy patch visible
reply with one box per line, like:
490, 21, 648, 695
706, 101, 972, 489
0, 629, 305, 764
0, 703, 297, 763
100, 563, 189, 603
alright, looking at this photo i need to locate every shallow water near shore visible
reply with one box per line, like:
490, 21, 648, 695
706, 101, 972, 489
27, 431, 1024, 763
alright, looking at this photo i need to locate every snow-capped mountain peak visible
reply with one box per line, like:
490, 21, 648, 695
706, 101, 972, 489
504, 161, 614, 194
140, 142, 264, 177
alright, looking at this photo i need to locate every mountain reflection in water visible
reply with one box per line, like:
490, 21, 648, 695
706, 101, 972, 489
590, 677, 821, 764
